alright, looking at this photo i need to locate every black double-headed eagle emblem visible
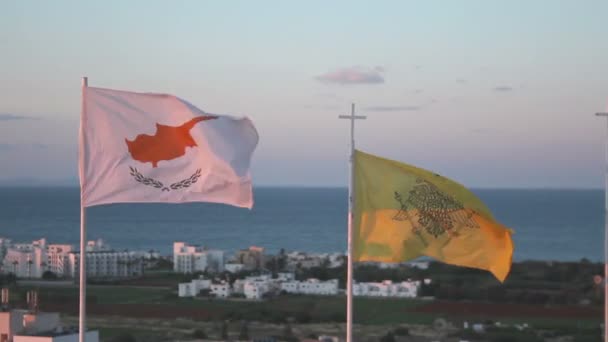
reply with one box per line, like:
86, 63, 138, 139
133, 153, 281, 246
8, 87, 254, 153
392, 178, 479, 238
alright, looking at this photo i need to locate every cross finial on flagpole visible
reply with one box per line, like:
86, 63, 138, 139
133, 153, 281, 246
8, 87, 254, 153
338, 103, 365, 342
339, 103, 367, 150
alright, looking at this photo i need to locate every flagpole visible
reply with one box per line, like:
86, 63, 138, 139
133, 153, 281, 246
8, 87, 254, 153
79, 76, 88, 342
597, 111, 608, 342
339, 104, 366, 342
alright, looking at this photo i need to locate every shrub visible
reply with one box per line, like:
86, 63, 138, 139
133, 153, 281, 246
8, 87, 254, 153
393, 327, 409, 336
42, 271, 57, 280
220, 321, 228, 339
295, 311, 312, 323
192, 328, 207, 339
238, 322, 249, 340
109, 333, 137, 342
379, 332, 396, 342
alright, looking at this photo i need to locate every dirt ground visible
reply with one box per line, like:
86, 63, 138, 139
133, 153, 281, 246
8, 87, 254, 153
63, 315, 447, 342
412, 300, 602, 318
44, 299, 602, 322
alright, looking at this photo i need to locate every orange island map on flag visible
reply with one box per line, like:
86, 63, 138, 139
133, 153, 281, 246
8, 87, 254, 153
353, 150, 514, 282
79, 87, 258, 208
125, 115, 218, 167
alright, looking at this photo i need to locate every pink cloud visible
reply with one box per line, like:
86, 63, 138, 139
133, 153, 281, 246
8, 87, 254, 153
315, 66, 385, 85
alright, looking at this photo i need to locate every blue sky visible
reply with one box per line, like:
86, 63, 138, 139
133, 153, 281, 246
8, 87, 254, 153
1, 1, 607, 187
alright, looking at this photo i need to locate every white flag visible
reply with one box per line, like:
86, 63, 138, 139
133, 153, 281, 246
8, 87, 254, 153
79, 87, 258, 208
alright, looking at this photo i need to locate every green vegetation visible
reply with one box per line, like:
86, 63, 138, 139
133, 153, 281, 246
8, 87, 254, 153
41, 271, 58, 280
238, 321, 249, 340
0, 273, 16, 287
299, 260, 604, 306
458, 328, 544, 342
96, 327, 158, 342
9, 259, 602, 342
15, 283, 601, 328
191, 328, 207, 339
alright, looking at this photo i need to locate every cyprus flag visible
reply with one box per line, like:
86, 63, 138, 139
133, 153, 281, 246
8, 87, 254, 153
79, 86, 258, 208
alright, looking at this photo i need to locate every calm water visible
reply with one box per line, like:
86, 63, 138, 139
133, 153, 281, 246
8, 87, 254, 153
0, 187, 603, 261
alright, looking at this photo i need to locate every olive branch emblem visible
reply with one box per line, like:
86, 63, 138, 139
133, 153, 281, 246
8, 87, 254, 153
129, 167, 202, 192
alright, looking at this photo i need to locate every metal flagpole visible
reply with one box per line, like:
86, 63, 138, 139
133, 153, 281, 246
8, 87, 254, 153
79, 77, 88, 342
339, 104, 366, 342
597, 110, 608, 342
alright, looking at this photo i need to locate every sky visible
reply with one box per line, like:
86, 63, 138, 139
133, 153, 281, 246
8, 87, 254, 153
0, 1, 607, 188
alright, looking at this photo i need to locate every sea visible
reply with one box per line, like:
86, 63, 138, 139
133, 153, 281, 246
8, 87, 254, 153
0, 187, 603, 262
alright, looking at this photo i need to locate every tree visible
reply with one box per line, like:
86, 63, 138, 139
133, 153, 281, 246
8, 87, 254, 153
109, 333, 136, 342
42, 271, 57, 280
0, 273, 16, 287
220, 321, 228, 340
283, 322, 295, 340
393, 327, 409, 336
238, 321, 249, 340
277, 248, 287, 271
198, 289, 212, 297
192, 328, 207, 339
380, 332, 396, 342
27, 260, 33, 278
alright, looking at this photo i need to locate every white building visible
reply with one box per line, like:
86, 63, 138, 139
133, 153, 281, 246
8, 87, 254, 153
280, 279, 339, 296
68, 250, 143, 279
224, 263, 245, 273
327, 253, 345, 268
85, 239, 109, 252
2, 240, 74, 278
178, 278, 212, 297
276, 272, 295, 282
285, 252, 344, 270
173, 242, 225, 274
210, 283, 231, 298
243, 281, 270, 300
0, 306, 99, 342
298, 279, 339, 295
234, 275, 274, 300
353, 280, 420, 298
3, 239, 48, 278
407, 261, 430, 270
45, 245, 73, 277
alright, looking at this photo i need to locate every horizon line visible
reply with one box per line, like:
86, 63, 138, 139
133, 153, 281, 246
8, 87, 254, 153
0, 183, 603, 191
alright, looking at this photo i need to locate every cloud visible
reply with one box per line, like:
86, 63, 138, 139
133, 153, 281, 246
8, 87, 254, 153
315, 66, 385, 85
456, 79, 467, 84
493, 86, 513, 92
0, 113, 39, 121
413, 89, 423, 94
364, 105, 421, 112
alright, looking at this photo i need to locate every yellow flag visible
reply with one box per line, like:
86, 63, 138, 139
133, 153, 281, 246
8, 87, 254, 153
353, 150, 514, 282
